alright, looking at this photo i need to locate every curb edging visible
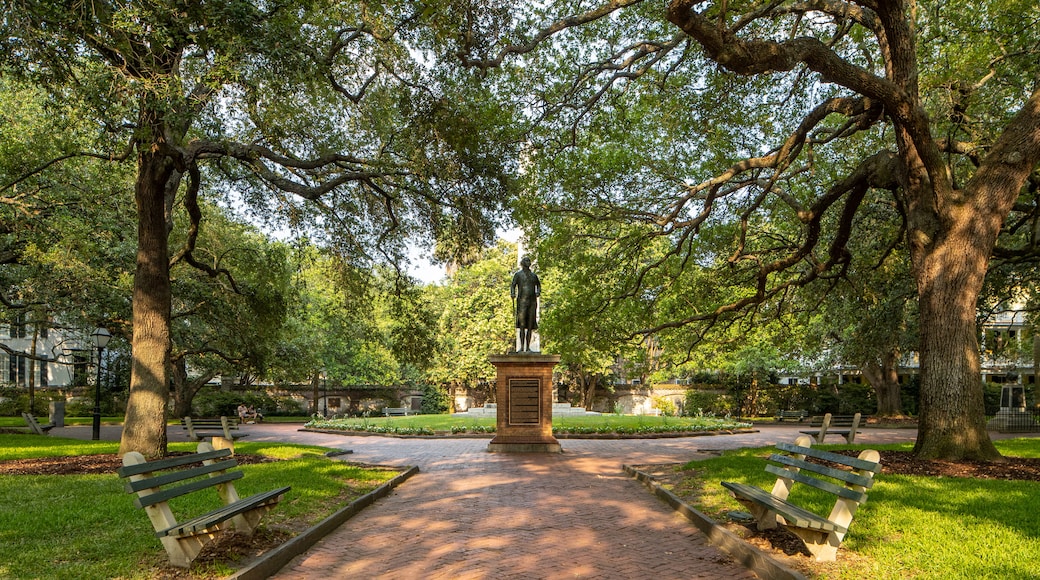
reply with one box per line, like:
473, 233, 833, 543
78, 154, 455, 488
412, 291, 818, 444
228, 464, 420, 580
624, 465, 806, 580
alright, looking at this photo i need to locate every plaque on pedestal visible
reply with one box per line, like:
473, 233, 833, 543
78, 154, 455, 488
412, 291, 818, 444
487, 354, 562, 453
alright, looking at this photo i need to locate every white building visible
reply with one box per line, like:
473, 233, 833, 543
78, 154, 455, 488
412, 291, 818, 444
1, 315, 93, 390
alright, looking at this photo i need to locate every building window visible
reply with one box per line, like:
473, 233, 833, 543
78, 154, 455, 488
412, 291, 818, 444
39, 358, 49, 388
10, 313, 26, 339
8, 354, 26, 386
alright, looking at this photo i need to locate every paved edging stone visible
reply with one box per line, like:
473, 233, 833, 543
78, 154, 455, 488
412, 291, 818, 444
624, 465, 806, 580
228, 464, 420, 580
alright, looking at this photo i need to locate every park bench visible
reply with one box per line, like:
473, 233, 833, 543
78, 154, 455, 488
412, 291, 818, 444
775, 409, 808, 422
383, 407, 412, 416
117, 441, 291, 568
21, 412, 55, 435
800, 412, 862, 444
721, 435, 882, 562
181, 416, 248, 452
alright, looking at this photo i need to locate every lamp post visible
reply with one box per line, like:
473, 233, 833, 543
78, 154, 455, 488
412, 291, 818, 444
90, 327, 111, 441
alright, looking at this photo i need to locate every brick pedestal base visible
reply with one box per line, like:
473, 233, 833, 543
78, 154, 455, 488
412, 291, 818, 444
487, 354, 562, 453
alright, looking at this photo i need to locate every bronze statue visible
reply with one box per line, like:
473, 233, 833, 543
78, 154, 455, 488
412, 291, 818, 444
510, 256, 541, 352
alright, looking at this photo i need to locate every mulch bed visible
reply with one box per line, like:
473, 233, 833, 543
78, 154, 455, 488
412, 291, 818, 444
0, 452, 278, 476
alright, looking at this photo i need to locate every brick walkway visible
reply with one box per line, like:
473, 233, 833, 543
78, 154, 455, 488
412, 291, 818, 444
245, 425, 918, 580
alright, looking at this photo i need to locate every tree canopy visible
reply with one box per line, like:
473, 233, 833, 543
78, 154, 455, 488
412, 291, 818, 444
454, 0, 1040, 459
1, 0, 519, 456
3, 1, 1038, 462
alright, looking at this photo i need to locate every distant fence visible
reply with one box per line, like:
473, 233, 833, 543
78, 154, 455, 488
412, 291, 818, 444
990, 409, 1040, 433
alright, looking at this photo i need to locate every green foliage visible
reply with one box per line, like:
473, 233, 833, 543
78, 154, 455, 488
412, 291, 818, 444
0, 388, 55, 416
427, 240, 516, 391
191, 389, 283, 418
419, 382, 451, 414
683, 389, 735, 417
653, 396, 678, 417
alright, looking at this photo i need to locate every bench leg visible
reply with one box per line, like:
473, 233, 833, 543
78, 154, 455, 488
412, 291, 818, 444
210, 436, 235, 456
160, 533, 214, 568
785, 527, 842, 562
729, 496, 780, 531
231, 504, 277, 536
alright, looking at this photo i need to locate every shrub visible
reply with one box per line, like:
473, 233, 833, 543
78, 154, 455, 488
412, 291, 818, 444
419, 382, 450, 414
683, 389, 734, 416
192, 390, 282, 417
653, 396, 678, 417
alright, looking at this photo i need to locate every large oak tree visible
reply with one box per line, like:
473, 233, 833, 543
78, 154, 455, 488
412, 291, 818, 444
459, 0, 1039, 459
2, 1, 516, 457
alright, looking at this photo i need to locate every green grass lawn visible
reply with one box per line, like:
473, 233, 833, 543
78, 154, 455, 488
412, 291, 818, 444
306, 412, 752, 435
673, 438, 1040, 580
0, 434, 400, 579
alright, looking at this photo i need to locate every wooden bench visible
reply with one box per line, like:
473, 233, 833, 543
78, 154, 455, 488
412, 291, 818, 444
383, 407, 412, 416
800, 412, 862, 444
721, 435, 881, 561
181, 417, 248, 453
775, 410, 808, 422
117, 442, 291, 568
21, 412, 55, 435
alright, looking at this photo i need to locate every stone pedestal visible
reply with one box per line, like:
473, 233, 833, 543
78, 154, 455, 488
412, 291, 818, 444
487, 354, 562, 453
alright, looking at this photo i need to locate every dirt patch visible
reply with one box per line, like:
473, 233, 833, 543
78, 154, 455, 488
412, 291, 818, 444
0, 452, 278, 476
633, 450, 1040, 578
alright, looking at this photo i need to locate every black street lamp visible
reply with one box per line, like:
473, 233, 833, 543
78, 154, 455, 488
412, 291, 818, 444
90, 327, 111, 441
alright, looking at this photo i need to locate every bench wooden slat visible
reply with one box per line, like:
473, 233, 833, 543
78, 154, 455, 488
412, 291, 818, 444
157, 486, 290, 538
181, 416, 248, 444
721, 481, 844, 532
768, 454, 876, 489
774, 442, 881, 473
117, 449, 232, 477
798, 413, 862, 444
775, 410, 807, 422
764, 464, 869, 503
133, 471, 244, 509
124, 458, 239, 493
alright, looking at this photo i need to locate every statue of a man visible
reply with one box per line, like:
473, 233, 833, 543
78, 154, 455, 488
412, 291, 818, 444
510, 256, 541, 352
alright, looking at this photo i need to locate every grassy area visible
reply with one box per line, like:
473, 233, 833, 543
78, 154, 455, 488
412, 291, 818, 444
672, 438, 1040, 579
305, 413, 752, 435
0, 434, 401, 579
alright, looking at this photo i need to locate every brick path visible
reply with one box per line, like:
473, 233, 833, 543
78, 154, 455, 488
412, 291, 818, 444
246, 425, 918, 580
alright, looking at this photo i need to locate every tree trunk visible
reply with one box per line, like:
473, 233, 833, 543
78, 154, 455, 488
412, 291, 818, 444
311, 371, 320, 415
911, 220, 1000, 460
862, 349, 904, 417
119, 149, 175, 459
28, 324, 38, 411
170, 359, 190, 419
168, 359, 218, 419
